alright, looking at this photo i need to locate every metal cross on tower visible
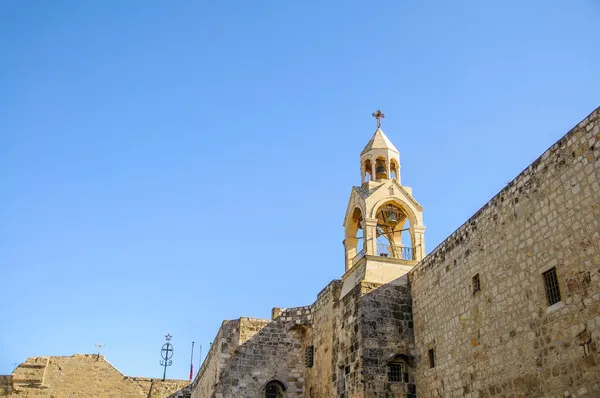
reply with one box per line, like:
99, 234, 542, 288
160, 334, 174, 381
372, 109, 385, 129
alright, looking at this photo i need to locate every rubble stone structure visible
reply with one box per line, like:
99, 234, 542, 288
191, 107, 600, 398
0, 354, 189, 397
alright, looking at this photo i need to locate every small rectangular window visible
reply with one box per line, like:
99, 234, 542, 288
543, 267, 561, 306
472, 273, 481, 294
305, 346, 314, 368
388, 363, 404, 382
428, 348, 435, 368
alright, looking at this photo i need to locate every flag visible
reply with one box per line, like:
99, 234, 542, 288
189, 364, 193, 381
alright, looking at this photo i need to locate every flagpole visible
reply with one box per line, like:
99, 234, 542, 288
189, 341, 194, 382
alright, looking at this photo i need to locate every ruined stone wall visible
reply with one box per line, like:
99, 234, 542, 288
5, 354, 187, 397
0, 376, 13, 395
191, 320, 240, 398
410, 106, 600, 397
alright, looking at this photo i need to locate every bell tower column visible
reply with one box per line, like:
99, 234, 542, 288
363, 217, 378, 256
344, 237, 359, 272
411, 226, 426, 261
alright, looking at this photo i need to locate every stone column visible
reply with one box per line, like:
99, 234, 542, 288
411, 225, 426, 261
371, 162, 376, 182
364, 217, 379, 256
344, 237, 359, 272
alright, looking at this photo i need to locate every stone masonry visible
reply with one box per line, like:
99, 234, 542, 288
0, 354, 189, 397
189, 107, 600, 397
410, 107, 600, 397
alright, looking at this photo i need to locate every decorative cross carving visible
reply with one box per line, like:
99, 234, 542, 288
372, 110, 385, 128
388, 186, 395, 195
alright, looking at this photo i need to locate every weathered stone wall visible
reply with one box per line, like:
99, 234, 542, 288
305, 280, 342, 398
191, 320, 241, 398
210, 307, 311, 398
0, 375, 13, 395
410, 106, 600, 397
5, 354, 188, 397
361, 277, 416, 398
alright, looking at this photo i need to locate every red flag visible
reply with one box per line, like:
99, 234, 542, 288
189, 364, 193, 381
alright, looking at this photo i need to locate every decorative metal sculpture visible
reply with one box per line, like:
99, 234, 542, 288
160, 334, 174, 381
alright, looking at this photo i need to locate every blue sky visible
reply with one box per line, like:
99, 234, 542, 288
1, 0, 598, 379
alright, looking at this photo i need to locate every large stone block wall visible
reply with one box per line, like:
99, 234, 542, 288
360, 278, 416, 398
410, 106, 600, 397
191, 320, 241, 398
210, 307, 311, 398
305, 280, 342, 398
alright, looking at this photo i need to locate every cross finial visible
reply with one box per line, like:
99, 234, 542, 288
95, 340, 105, 355
372, 110, 385, 129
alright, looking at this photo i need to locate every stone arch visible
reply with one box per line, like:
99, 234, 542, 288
390, 159, 399, 180
370, 197, 421, 259
345, 205, 365, 239
363, 158, 373, 182
375, 156, 388, 179
262, 380, 287, 398
370, 197, 420, 228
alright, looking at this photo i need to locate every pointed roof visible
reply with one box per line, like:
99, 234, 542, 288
360, 128, 399, 155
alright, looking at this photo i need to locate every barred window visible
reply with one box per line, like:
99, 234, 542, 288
543, 267, 561, 306
428, 348, 435, 368
472, 273, 481, 294
305, 346, 314, 368
388, 362, 404, 382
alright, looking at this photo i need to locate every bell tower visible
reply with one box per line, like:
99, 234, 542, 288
341, 111, 425, 292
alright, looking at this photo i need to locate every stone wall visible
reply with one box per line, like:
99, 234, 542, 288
0, 376, 13, 395
191, 320, 241, 398
304, 280, 342, 398
211, 308, 311, 398
410, 106, 600, 397
360, 278, 416, 398
4, 354, 188, 397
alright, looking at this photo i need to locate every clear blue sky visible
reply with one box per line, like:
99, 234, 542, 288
1, 0, 598, 379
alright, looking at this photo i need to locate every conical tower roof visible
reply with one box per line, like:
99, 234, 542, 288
360, 128, 399, 155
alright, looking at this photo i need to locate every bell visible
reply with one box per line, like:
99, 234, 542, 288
386, 211, 398, 225
376, 165, 386, 174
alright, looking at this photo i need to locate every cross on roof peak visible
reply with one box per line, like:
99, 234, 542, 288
372, 110, 385, 129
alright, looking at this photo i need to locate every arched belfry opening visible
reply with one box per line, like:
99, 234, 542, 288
344, 110, 425, 272
390, 159, 399, 180
374, 202, 413, 260
375, 157, 388, 180
363, 159, 373, 182
344, 207, 364, 269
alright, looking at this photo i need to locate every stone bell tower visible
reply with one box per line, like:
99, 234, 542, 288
341, 111, 425, 294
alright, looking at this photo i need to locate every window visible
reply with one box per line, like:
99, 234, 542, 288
472, 273, 481, 294
338, 368, 346, 398
543, 267, 561, 306
305, 346, 314, 368
428, 348, 435, 368
265, 385, 280, 398
388, 362, 404, 382
265, 381, 285, 398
